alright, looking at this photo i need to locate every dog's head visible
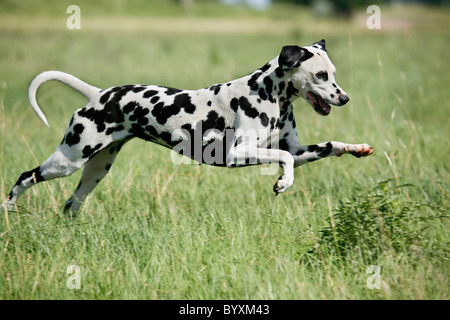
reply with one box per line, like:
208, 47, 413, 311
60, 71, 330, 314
278, 39, 349, 116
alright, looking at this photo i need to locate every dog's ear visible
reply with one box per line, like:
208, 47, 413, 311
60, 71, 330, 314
312, 39, 326, 51
278, 46, 314, 71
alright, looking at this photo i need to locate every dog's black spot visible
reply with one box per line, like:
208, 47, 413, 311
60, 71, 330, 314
306, 143, 332, 158
132, 86, 146, 93
276, 118, 285, 130
318, 142, 333, 157
123, 101, 137, 114
288, 111, 294, 122
99, 87, 120, 104
330, 93, 334, 98
174, 93, 196, 114
258, 76, 275, 103
165, 87, 182, 95
278, 138, 289, 152
336, 89, 341, 94
82, 143, 103, 159
209, 84, 222, 95
151, 102, 165, 118
263, 76, 273, 96
151, 93, 196, 125
181, 123, 192, 131
104, 99, 124, 124
86, 86, 130, 132
260, 62, 271, 73
270, 117, 276, 130
151, 96, 160, 104
227, 83, 231, 87
143, 90, 158, 98
15, 167, 44, 186
154, 100, 179, 125
238, 97, 259, 118
130, 105, 150, 125
230, 98, 239, 112
202, 111, 218, 133
207, 101, 212, 107
332, 83, 337, 88
64, 122, 85, 146
160, 132, 173, 146
201, 110, 226, 133
145, 124, 160, 138
105, 124, 125, 135
105, 164, 111, 171
259, 112, 269, 127
275, 67, 284, 78
129, 123, 153, 142
296, 149, 305, 156
258, 88, 268, 101
286, 81, 299, 101
280, 102, 291, 117
73, 123, 84, 134
248, 71, 263, 91
64, 132, 79, 146
216, 116, 226, 132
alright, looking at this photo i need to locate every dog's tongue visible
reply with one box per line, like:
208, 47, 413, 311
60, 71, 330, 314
319, 96, 331, 115
307, 91, 331, 116
306, 91, 316, 104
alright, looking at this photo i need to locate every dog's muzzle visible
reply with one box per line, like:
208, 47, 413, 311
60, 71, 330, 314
306, 92, 350, 116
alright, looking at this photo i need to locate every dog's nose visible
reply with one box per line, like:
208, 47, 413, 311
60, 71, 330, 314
339, 95, 349, 105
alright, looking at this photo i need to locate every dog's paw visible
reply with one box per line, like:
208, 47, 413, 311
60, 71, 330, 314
273, 175, 294, 195
0, 202, 14, 212
345, 144, 373, 158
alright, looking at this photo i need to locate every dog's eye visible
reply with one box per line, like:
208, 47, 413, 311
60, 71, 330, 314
316, 71, 328, 81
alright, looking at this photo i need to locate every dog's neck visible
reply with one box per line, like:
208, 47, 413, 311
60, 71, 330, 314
243, 57, 300, 114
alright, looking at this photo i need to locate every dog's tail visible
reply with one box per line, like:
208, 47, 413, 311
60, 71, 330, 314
28, 71, 100, 127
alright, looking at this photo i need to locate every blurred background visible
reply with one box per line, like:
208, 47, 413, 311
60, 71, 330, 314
1, 0, 448, 145
0, 0, 449, 300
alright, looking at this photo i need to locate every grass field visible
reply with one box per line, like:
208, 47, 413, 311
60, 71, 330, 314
0, 0, 449, 300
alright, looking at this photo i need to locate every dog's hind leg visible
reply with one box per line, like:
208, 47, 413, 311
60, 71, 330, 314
2, 146, 90, 212
63, 140, 129, 216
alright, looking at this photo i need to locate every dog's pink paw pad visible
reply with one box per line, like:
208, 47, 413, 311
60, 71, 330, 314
350, 144, 373, 158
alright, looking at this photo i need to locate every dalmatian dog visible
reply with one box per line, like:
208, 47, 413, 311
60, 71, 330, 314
2, 39, 372, 216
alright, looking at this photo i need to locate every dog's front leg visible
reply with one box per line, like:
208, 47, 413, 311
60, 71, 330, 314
227, 146, 295, 195
289, 141, 373, 167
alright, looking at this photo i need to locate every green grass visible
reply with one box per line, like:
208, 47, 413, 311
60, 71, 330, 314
0, 1, 449, 299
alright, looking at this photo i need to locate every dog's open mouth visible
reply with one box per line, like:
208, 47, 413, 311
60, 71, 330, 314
306, 91, 331, 116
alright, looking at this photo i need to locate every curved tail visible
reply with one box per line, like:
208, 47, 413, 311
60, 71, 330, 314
28, 71, 101, 127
